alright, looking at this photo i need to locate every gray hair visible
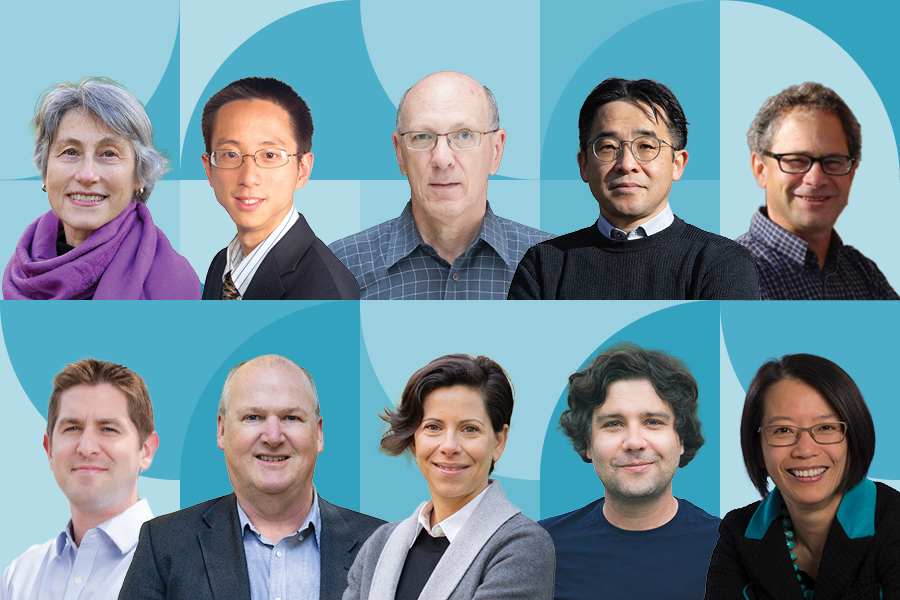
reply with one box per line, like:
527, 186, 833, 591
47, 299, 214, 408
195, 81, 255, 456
218, 355, 320, 418
747, 81, 862, 161
31, 77, 169, 202
395, 84, 500, 133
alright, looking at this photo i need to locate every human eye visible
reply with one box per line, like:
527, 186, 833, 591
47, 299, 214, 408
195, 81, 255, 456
780, 155, 810, 171
422, 422, 441, 432
600, 420, 622, 429
822, 157, 849, 173
456, 130, 474, 140
645, 419, 665, 427
463, 424, 480, 434
243, 414, 261, 423
283, 415, 301, 423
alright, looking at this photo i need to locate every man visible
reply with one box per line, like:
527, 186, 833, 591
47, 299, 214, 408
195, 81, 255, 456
539, 343, 719, 600
508, 78, 760, 299
329, 71, 554, 299
737, 82, 898, 299
201, 77, 360, 300
120, 355, 384, 600
2, 359, 159, 600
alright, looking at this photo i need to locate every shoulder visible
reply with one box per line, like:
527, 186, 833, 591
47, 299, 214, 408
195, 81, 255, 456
875, 482, 900, 518
3, 536, 56, 579
720, 500, 763, 534
492, 215, 556, 247
679, 221, 755, 255
320, 498, 387, 537
328, 219, 397, 266
145, 495, 231, 532
839, 244, 893, 278
676, 499, 721, 528
538, 498, 601, 535
272, 219, 361, 299
356, 520, 402, 557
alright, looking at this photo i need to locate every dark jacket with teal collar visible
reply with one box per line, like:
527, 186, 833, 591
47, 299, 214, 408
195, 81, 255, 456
705, 479, 900, 599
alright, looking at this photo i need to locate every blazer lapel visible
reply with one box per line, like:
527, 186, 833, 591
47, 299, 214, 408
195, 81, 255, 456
198, 495, 252, 600
319, 495, 360, 600
419, 481, 520, 600
367, 506, 423, 600
243, 214, 314, 300
813, 524, 874, 600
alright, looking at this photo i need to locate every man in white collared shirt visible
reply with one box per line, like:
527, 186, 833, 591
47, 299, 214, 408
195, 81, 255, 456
1, 359, 159, 600
509, 77, 760, 299
199, 77, 359, 300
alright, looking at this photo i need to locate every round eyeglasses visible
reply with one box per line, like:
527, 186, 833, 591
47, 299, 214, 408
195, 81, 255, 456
209, 148, 301, 170
758, 422, 847, 447
399, 129, 499, 151
762, 151, 855, 176
589, 136, 674, 163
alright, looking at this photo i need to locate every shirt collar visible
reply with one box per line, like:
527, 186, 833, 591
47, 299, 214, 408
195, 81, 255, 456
386, 201, 508, 268
597, 203, 674, 240
236, 487, 322, 547
748, 208, 846, 270
55, 498, 153, 556
409, 484, 490, 547
744, 478, 876, 540
223, 207, 299, 295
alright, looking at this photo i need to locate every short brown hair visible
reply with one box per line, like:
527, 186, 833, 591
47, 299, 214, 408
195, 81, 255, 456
380, 354, 514, 472
47, 359, 155, 445
740, 354, 875, 498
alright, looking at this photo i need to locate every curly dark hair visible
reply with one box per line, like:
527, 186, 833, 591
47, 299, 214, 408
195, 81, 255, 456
559, 342, 704, 468
380, 354, 513, 474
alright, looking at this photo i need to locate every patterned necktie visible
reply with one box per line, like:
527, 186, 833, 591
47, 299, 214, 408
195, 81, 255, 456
222, 271, 240, 300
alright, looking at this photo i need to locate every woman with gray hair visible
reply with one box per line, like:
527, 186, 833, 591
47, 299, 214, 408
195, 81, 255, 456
3, 77, 200, 299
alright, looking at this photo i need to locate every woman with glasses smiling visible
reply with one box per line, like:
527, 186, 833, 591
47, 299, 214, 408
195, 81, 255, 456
706, 354, 900, 599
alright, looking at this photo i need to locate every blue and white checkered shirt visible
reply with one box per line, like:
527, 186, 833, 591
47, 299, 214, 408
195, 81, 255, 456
736, 208, 898, 300
329, 202, 554, 299
237, 494, 321, 600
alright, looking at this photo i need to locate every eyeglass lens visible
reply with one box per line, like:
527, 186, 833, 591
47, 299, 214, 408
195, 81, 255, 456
404, 130, 483, 151
593, 136, 661, 162
212, 149, 290, 169
777, 154, 853, 175
764, 422, 846, 446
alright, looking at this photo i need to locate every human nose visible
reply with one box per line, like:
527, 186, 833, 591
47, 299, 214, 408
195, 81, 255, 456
76, 428, 101, 457
621, 426, 647, 451
801, 161, 829, 186
75, 155, 100, 185
236, 154, 263, 187
791, 429, 820, 457
260, 416, 285, 446
438, 430, 461, 455
430, 135, 455, 169
614, 142, 640, 172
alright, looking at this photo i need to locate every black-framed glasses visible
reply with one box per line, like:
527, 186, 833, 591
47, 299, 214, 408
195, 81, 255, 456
589, 136, 674, 163
208, 148, 302, 170
399, 129, 499, 151
762, 151, 856, 175
758, 422, 847, 447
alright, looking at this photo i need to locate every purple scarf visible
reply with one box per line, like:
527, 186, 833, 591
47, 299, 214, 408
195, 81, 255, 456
3, 201, 200, 300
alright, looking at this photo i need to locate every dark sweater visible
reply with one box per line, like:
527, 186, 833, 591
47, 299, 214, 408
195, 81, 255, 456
507, 217, 761, 299
705, 481, 900, 599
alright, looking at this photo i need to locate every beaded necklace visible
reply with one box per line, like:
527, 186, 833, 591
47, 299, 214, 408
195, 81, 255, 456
781, 505, 814, 599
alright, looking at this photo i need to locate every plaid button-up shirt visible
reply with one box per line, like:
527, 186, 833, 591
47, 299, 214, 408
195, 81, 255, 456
736, 209, 898, 300
329, 202, 554, 299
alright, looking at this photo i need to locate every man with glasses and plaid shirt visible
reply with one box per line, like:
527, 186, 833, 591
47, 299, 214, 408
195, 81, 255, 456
329, 71, 554, 299
199, 77, 359, 300
737, 82, 897, 300
508, 78, 760, 300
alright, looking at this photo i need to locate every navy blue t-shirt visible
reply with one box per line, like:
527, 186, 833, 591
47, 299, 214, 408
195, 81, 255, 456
539, 497, 720, 600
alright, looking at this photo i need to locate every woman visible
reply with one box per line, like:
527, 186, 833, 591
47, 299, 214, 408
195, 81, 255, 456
706, 354, 900, 599
3, 77, 200, 299
345, 354, 555, 600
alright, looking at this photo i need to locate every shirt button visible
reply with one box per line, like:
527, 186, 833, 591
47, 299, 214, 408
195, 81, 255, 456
451, 273, 460, 281
298, 535, 304, 541
276, 551, 282, 558
74, 577, 83, 585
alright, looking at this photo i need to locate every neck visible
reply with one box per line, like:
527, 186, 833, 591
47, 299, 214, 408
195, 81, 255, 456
411, 200, 485, 264
602, 492, 678, 531
237, 487, 314, 543
70, 497, 138, 546
784, 492, 843, 578
800, 230, 832, 272
430, 479, 489, 525
237, 207, 293, 256
62, 223, 91, 248
600, 201, 667, 235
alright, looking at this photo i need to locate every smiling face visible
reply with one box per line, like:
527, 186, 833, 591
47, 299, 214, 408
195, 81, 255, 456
577, 101, 688, 232
45, 109, 140, 247
411, 385, 508, 522
202, 99, 313, 254
393, 72, 505, 231
217, 364, 323, 508
587, 379, 684, 503
760, 378, 848, 515
44, 383, 157, 522
752, 109, 857, 242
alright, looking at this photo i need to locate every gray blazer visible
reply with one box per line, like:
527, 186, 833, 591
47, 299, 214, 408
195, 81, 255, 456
119, 493, 384, 600
342, 480, 555, 600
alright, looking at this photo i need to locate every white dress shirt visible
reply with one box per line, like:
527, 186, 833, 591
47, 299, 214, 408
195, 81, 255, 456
0, 499, 153, 600
223, 208, 300, 298
409, 485, 490, 547
597, 203, 675, 240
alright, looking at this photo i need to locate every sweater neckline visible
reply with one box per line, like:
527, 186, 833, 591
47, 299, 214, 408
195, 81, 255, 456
589, 216, 686, 252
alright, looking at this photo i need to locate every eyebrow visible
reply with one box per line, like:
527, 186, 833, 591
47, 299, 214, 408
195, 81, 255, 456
595, 411, 672, 421
594, 128, 659, 139
764, 413, 840, 425
54, 136, 128, 148
55, 416, 128, 428
422, 417, 486, 426
242, 406, 307, 415
214, 138, 288, 148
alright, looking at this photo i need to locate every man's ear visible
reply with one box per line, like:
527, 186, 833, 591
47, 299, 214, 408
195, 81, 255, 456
140, 432, 160, 471
751, 153, 768, 189
393, 131, 407, 176
671, 149, 688, 182
202, 153, 214, 188
295, 152, 314, 190
488, 129, 506, 175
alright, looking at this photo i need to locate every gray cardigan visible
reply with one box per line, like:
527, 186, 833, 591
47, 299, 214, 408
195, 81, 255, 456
342, 480, 555, 600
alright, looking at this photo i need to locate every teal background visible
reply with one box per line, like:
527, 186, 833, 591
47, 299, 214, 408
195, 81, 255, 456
2, 0, 900, 575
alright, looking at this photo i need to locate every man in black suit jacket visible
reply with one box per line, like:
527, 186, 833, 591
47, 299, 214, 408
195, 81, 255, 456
198, 77, 359, 300
120, 355, 384, 599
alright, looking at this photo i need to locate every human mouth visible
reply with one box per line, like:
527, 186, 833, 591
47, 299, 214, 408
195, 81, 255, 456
72, 465, 106, 473
68, 193, 107, 205
256, 455, 288, 462
235, 197, 264, 210
620, 462, 654, 472
433, 462, 469, 475
788, 467, 827, 478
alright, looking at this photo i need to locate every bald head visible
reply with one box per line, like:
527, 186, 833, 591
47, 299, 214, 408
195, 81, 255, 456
396, 71, 499, 133
218, 355, 319, 418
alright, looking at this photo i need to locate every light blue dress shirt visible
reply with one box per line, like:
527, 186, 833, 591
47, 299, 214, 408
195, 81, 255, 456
0, 499, 152, 600
237, 491, 322, 600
